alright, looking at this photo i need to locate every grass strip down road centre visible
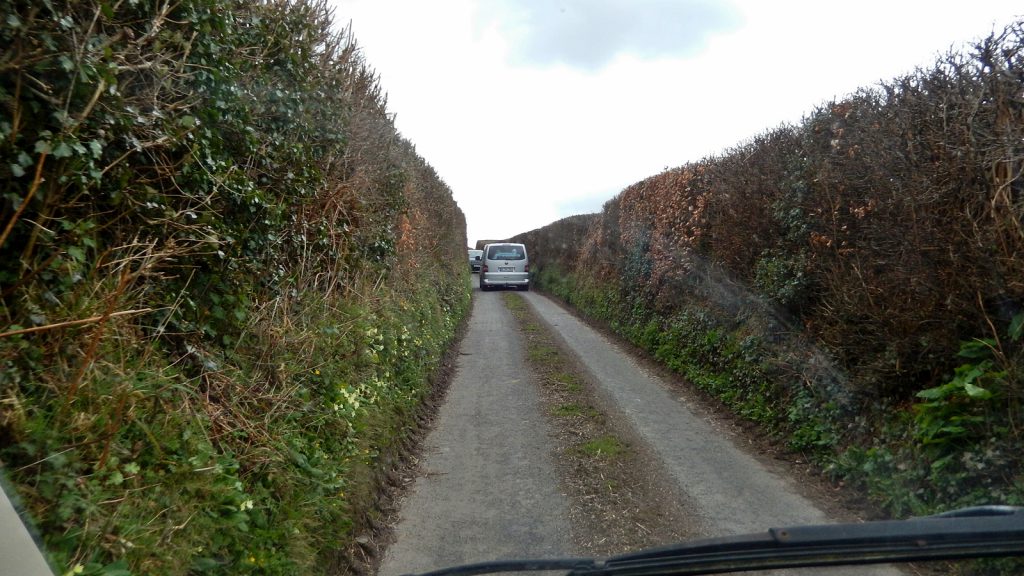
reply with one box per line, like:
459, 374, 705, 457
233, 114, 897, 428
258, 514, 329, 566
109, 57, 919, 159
502, 292, 692, 556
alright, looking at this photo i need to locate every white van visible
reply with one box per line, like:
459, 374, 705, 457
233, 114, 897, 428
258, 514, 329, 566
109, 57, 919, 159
479, 243, 529, 291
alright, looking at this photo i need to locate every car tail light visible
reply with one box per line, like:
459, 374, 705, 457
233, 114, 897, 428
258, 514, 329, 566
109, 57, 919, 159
525, 263, 530, 273
482, 264, 488, 273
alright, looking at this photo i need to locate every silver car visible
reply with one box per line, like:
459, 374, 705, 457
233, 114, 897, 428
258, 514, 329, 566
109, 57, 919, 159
468, 249, 483, 272
479, 243, 529, 291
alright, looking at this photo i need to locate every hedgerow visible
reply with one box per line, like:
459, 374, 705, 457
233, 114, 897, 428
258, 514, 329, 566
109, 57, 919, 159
514, 21, 1024, 529
0, 1, 468, 574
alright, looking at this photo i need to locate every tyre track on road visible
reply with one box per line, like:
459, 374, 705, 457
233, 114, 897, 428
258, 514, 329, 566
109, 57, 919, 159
377, 289, 573, 576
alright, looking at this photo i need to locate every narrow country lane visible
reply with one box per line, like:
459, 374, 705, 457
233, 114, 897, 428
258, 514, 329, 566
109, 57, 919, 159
379, 286, 901, 576
377, 287, 574, 576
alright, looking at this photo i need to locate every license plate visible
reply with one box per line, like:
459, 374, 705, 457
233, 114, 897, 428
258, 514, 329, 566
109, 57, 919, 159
499, 267, 514, 272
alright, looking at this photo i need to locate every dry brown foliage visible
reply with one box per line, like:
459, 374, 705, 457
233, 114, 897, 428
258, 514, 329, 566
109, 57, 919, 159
519, 21, 1024, 404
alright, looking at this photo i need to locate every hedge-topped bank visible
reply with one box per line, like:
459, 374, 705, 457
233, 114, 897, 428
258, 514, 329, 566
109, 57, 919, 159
514, 22, 1023, 526
0, 1, 468, 574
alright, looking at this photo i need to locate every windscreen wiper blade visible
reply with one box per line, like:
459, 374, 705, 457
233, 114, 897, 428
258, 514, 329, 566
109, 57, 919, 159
403, 506, 1024, 576
581, 505, 1024, 576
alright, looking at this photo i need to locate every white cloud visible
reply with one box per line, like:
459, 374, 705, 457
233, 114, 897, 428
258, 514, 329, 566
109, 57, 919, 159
479, 0, 742, 71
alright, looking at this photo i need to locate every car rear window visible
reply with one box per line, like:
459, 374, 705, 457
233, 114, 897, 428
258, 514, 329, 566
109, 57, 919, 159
486, 245, 525, 260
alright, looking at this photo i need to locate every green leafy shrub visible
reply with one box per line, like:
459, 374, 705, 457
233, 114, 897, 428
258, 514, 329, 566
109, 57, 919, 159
0, 1, 470, 574
914, 338, 1007, 450
833, 317, 1023, 522
753, 249, 810, 311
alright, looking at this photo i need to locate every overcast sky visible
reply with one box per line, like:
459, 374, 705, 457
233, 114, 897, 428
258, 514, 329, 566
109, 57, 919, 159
329, 0, 1022, 246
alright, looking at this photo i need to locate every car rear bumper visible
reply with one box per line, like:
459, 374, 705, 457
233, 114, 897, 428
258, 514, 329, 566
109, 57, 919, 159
481, 274, 528, 288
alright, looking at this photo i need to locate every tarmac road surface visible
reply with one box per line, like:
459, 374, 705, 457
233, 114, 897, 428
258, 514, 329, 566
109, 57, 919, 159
378, 286, 574, 575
